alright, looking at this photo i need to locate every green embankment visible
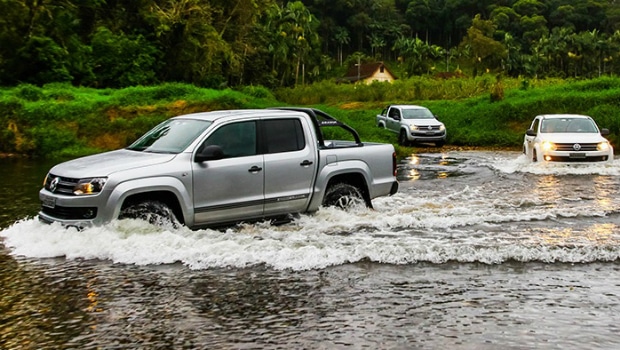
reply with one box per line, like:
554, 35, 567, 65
1, 78, 620, 158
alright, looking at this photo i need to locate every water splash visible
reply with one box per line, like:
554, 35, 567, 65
3, 151, 620, 271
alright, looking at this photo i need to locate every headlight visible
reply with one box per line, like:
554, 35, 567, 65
73, 177, 107, 195
541, 141, 556, 152
598, 141, 610, 151
439, 124, 446, 131
410, 125, 419, 131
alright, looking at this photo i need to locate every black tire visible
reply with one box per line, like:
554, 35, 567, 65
323, 183, 366, 210
119, 200, 179, 228
532, 149, 538, 162
398, 130, 409, 146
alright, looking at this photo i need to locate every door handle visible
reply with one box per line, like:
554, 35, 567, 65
300, 160, 313, 166
248, 166, 263, 173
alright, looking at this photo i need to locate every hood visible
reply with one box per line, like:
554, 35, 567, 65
49, 149, 177, 178
541, 133, 608, 144
403, 118, 443, 127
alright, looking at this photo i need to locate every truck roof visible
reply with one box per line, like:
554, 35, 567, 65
389, 104, 429, 110
538, 114, 591, 119
171, 109, 304, 122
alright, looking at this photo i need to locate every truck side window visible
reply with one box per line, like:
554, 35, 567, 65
201, 121, 257, 158
263, 119, 305, 153
532, 119, 540, 134
389, 108, 400, 119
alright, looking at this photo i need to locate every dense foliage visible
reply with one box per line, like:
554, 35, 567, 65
1, 0, 620, 89
2, 78, 620, 158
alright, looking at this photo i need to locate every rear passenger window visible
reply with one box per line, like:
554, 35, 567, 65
264, 119, 305, 153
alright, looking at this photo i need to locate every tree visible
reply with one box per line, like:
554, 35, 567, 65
333, 26, 350, 66
458, 15, 507, 76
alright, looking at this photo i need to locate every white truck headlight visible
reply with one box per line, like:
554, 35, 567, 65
541, 141, 556, 152
598, 141, 610, 151
73, 177, 107, 195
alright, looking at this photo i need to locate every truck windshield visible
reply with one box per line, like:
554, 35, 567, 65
127, 119, 212, 153
540, 118, 598, 133
402, 108, 434, 119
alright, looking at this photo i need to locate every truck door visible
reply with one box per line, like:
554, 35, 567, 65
262, 117, 318, 216
387, 107, 401, 131
192, 120, 264, 225
524, 117, 540, 158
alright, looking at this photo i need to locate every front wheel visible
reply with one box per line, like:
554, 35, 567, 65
119, 200, 179, 228
532, 149, 538, 162
323, 183, 366, 210
398, 130, 409, 146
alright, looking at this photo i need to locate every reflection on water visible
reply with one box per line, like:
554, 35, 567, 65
397, 153, 469, 181
0, 157, 60, 229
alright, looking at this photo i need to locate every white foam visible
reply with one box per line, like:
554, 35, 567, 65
3, 205, 620, 271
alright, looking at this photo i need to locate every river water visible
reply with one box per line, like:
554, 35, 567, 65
2, 151, 620, 349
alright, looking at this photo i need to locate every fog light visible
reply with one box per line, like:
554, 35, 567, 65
544, 155, 552, 161
83, 209, 95, 219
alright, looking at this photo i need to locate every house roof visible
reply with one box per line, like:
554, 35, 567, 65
340, 62, 396, 83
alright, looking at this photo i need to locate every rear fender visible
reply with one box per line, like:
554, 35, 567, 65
308, 160, 372, 211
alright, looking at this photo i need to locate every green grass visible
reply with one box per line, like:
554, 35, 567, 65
1, 77, 619, 158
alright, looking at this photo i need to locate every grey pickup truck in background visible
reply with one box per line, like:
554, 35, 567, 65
376, 104, 446, 147
39, 107, 399, 229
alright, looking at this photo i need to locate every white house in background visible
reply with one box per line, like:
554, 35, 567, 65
339, 62, 397, 84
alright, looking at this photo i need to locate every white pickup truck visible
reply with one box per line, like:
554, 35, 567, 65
39, 107, 399, 229
376, 104, 446, 146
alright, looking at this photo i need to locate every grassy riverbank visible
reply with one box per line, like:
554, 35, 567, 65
1, 77, 620, 158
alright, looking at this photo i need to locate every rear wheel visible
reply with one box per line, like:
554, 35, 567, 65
323, 183, 366, 210
119, 200, 179, 228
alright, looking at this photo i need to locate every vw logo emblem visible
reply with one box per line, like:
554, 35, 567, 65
427, 126, 432, 130
573, 143, 582, 151
49, 177, 59, 192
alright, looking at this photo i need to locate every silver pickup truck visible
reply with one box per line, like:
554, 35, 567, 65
39, 107, 398, 229
376, 104, 446, 146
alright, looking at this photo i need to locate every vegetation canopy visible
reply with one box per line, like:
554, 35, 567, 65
2, 0, 620, 88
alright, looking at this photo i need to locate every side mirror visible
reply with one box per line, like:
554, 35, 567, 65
195, 145, 224, 162
392, 115, 401, 121
526, 129, 536, 137
601, 128, 610, 136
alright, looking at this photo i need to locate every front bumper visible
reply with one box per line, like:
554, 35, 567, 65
541, 150, 613, 162
408, 130, 446, 142
39, 189, 107, 228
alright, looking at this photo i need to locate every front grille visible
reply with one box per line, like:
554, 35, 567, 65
45, 174, 79, 195
415, 125, 442, 131
41, 205, 98, 220
554, 143, 599, 152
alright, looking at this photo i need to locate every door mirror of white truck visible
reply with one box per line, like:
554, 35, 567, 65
195, 145, 224, 162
